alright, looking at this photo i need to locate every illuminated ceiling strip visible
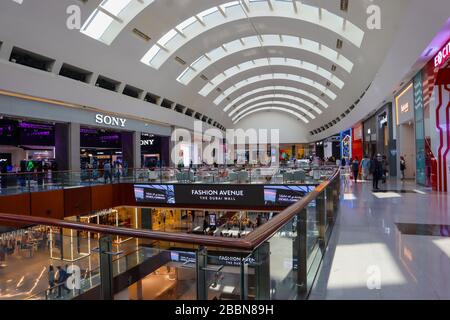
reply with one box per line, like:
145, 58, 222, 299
142, 1, 364, 69
231, 101, 315, 121
229, 94, 322, 117
234, 106, 309, 124
214, 73, 337, 106
198, 58, 344, 97
178, 35, 353, 84
223, 86, 328, 112
81, 0, 154, 45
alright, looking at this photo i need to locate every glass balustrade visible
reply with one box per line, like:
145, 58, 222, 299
0, 169, 340, 300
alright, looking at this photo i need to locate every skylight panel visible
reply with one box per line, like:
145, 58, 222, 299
101, 0, 132, 16
81, 10, 114, 40
141, 45, 160, 64
159, 29, 178, 47
177, 16, 198, 31
198, 7, 220, 20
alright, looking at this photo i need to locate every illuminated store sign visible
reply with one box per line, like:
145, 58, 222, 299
140, 139, 155, 146
400, 102, 410, 113
395, 83, 414, 125
434, 40, 450, 68
134, 184, 314, 208
95, 114, 127, 128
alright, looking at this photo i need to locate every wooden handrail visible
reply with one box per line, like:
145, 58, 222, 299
0, 170, 340, 251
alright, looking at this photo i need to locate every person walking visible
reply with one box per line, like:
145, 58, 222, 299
351, 157, 360, 183
361, 155, 371, 181
56, 266, 70, 298
400, 156, 406, 180
372, 154, 384, 191
48, 265, 55, 295
103, 161, 112, 184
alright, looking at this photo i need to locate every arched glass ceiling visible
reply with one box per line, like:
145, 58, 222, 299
223, 86, 328, 112
81, 0, 155, 45
177, 35, 353, 85
214, 73, 337, 106
232, 101, 315, 122
229, 94, 322, 117
198, 57, 345, 97
234, 106, 309, 124
141, 1, 364, 69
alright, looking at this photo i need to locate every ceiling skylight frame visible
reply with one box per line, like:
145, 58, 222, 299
231, 101, 316, 122
234, 106, 309, 124
223, 86, 329, 112
142, 1, 364, 69
231, 101, 315, 121
198, 57, 345, 96
214, 73, 337, 105
177, 35, 353, 85
81, 0, 155, 45
228, 94, 323, 117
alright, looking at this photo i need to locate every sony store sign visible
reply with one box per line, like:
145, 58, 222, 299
140, 139, 155, 146
95, 114, 127, 128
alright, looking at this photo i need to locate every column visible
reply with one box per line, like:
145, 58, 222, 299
121, 131, 136, 171
68, 123, 80, 171
55, 123, 69, 171
169, 126, 176, 167
133, 131, 142, 169
161, 136, 170, 167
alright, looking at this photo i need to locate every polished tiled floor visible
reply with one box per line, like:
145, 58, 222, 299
310, 177, 450, 300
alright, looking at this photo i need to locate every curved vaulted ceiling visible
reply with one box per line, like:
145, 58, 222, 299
235, 106, 309, 124
0, 0, 413, 142
176, 35, 353, 86
74, 0, 407, 133
223, 86, 329, 112
213, 73, 337, 105
141, 0, 364, 69
228, 94, 323, 117
231, 101, 315, 122
196, 57, 345, 97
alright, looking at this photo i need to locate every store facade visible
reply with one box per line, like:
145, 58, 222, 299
395, 82, 416, 180
0, 118, 57, 172
0, 94, 171, 172
352, 123, 363, 161
419, 38, 450, 191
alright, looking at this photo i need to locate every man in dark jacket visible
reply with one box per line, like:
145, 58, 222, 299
372, 154, 384, 191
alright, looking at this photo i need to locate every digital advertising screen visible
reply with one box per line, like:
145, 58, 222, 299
264, 186, 313, 206
134, 184, 175, 204
134, 184, 314, 208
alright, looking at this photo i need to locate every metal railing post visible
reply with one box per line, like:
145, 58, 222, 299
294, 209, 307, 296
196, 246, 208, 300
99, 235, 114, 300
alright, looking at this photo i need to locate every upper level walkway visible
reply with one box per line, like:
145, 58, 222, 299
0, 164, 336, 196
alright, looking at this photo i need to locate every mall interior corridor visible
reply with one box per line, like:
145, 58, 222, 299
310, 179, 450, 300
1, 0, 450, 307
